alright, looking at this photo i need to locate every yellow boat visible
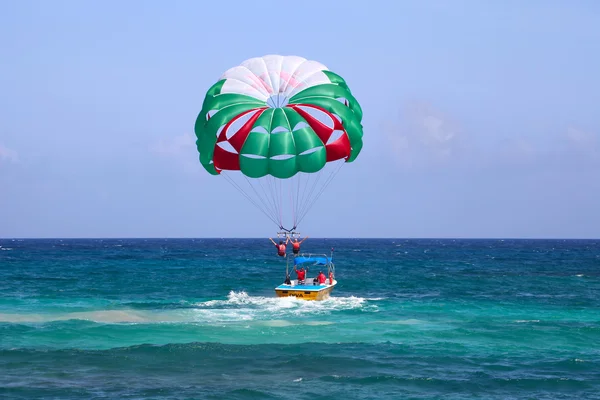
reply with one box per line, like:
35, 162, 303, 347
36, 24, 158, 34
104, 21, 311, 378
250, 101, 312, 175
274, 252, 337, 301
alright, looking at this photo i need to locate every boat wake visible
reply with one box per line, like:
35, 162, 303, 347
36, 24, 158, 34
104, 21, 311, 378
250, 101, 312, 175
199, 290, 371, 310
0, 291, 380, 325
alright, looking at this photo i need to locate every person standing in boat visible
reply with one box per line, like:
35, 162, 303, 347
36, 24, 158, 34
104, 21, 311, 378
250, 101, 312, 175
317, 271, 327, 284
269, 237, 289, 257
291, 236, 309, 256
294, 265, 308, 285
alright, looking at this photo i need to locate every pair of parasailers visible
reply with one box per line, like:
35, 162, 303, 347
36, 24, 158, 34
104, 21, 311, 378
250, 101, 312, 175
268, 236, 308, 257
269, 236, 320, 286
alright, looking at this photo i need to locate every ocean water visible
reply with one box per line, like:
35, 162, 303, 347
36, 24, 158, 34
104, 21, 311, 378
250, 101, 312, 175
1, 238, 599, 399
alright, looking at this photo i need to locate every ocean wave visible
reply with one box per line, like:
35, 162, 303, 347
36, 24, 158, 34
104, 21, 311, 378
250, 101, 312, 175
370, 319, 425, 325
0, 310, 170, 324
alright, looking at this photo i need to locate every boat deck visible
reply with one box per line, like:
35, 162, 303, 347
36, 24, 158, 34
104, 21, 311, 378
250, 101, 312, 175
275, 278, 336, 291
275, 283, 330, 291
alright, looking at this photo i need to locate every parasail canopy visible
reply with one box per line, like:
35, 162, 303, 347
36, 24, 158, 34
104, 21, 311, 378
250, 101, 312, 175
194, 55, 364, 231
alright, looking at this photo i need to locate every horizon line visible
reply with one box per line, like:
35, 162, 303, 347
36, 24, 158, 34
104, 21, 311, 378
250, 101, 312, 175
1, 237, 599, 241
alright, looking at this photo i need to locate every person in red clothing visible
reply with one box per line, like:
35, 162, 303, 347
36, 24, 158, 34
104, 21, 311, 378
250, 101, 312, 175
294, 265, 308, 285
317, 271, 326, 284
269, 237, 289, 257
291, 236, 309, 255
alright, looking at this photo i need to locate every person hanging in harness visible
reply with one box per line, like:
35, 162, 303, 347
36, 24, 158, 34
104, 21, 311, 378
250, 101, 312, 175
291, 236, 309, 256
269, 237, 289, 257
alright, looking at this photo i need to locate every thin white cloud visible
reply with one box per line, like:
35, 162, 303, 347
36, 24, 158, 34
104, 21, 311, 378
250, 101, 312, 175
566, 127, 598, 154
384, 101, 462, 168
149, 132, 200, 173
0, 144, 19, 163
384, 100, 600, 173
492, 137, 540, 166
150, 132, 196, 156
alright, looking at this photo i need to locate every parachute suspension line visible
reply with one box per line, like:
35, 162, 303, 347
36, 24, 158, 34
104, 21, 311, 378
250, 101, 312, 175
269, 175, 284, 229
265, 108, 284, 229
263, 177, 284, 226
279, 177, 284, 228
294, 171, 302, 228
295, 170, 319, 229
296, 160, 346, 227
273, 175, 283, 228
255, 178, 279, 223
265, 175, 281, 228
221, 172, 280, 228
296, 165, 328, 224
297, 160, 345, 225
243, 174, 279, 225
295, 169, 318, 225
295, 168, 327, 227
283, 110, 299, 231
289, 178, 297, 229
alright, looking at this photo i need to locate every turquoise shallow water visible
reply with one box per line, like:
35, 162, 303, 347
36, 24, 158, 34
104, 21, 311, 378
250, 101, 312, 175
1, 238, 599, 399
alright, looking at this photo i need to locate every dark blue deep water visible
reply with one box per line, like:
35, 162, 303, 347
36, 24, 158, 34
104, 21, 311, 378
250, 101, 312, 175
1, 238, 599, 399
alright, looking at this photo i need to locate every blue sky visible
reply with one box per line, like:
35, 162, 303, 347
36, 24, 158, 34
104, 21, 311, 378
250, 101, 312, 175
1, 0, 599, 238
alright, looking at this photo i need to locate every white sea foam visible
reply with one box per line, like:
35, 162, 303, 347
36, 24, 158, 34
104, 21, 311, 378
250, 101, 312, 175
0, 291, 377, 325
196, 291, 374, 317
195, 291, 377, 323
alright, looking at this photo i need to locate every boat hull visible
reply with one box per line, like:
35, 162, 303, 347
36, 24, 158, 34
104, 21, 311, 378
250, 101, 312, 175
274, 280, 337, 301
